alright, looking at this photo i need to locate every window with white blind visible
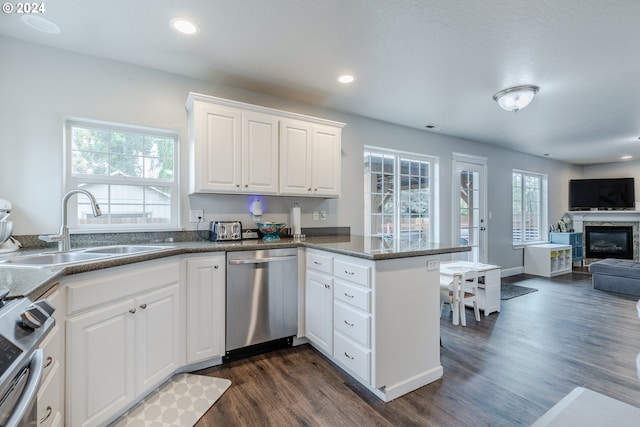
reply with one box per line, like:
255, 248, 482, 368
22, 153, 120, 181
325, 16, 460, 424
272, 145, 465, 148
65, 120, 179, 230
512, 169, 548, 245
364, 148, 435, 242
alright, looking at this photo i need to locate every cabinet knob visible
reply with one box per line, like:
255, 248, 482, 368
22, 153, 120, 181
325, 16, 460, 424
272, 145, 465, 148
324, 283, 330, 289
314, 188, 318, 191
140, 303, 147, 309
308, 188, 312, 191
129, 308, 136, 314
236, 184, 240, 188
214, 265, 219, 269
245, 184, 248, 188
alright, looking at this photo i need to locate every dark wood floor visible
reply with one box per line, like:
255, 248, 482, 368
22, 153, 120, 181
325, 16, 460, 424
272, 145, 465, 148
196, 271, 640, 426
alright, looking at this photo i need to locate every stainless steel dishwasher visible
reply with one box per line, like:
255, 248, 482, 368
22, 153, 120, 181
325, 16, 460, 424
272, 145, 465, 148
226, 248, 298, 360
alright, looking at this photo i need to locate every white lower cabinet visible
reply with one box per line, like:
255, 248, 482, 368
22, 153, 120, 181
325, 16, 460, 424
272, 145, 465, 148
37, 287, 65, 427
185, 254, 226, 363
305, 269, 334, 355
65, 259, 180, 427
304, 248, 442, 402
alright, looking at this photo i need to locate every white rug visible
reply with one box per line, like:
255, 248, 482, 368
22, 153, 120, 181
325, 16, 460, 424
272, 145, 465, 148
110, 374, 231, 427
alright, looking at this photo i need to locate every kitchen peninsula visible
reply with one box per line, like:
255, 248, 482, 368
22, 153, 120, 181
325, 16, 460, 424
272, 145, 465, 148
0, 235, 469, 425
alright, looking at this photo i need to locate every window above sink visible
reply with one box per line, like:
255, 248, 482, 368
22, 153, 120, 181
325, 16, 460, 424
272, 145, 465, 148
65, 119, 179, 232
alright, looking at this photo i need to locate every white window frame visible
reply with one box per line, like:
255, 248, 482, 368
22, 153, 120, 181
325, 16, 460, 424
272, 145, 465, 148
64, 118, 180, 232
512, 169, 548, 246
364, 146, 438, 242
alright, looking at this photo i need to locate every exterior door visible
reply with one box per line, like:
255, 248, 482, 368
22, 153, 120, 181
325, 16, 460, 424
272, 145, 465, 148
452, 154, 488, 263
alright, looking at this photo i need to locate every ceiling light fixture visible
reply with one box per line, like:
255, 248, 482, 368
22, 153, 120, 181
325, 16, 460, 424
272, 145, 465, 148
338, 75, 354, 84
170, 18, 199, 35
21, 15, 61, 34
622, 155, 632, 160
493, 85, 539, 112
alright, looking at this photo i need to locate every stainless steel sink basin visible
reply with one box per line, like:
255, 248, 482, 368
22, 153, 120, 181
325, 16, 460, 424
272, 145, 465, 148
0, 251, 110, 267
0, 245, 172, 268
81, 245, 170, 255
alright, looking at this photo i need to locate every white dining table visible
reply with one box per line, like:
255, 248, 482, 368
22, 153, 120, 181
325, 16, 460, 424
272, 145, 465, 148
440, 261, 501, 316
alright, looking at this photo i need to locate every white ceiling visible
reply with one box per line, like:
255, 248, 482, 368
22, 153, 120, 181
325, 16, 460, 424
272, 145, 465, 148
2, 0, 639, 165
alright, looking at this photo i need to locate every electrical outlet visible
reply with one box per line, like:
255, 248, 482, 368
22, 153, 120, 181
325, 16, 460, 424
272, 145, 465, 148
189, 209, 204, 223
427, 260, 439, 271
313, 211, 319, 221
320, 210, 327, 220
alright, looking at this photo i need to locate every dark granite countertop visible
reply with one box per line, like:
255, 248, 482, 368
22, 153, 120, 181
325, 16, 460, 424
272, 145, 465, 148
0, 235, 470, 300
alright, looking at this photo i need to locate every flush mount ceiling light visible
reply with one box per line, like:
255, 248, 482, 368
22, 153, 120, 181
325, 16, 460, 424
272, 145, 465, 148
21, 15, 61, 34
170, 18, 199, 35
492, 85, 540, 112
338, 74, 355, 84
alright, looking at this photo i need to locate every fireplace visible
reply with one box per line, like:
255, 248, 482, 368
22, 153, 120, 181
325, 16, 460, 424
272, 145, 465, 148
585, 225, 633, 259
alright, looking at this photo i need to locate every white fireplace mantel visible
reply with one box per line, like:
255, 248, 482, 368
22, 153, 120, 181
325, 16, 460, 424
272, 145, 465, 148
569, 210, 640, 232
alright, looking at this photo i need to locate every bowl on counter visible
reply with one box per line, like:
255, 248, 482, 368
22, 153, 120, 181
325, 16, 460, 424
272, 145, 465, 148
255, 222, 287, 241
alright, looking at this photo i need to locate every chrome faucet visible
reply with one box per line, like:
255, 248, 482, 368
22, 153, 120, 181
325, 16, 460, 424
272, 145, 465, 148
39, 189, 102, 251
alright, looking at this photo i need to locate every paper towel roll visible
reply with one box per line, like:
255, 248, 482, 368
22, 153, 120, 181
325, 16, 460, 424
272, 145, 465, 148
291, 205, 301, 235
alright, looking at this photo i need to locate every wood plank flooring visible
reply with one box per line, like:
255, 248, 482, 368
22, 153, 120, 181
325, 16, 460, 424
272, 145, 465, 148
196, 271, 640, 426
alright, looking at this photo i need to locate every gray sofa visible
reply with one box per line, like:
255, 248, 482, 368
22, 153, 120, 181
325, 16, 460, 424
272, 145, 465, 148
589, 258, 640, 296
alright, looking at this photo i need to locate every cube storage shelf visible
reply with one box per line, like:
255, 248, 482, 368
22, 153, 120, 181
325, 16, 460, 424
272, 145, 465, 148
549, 232, 583, 266
524, 243, 573, 277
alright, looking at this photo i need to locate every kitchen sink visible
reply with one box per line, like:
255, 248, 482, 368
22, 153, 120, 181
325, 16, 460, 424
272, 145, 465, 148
81, 245, 170, 255
0, 245, 172, 268
0, 251, 110, 267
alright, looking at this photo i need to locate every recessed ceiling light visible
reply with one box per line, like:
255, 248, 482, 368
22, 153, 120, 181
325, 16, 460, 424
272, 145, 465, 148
338, 75, 354, 84
21, 15, 61, 34
170, 18, 199, 35
622, 155, 632, 160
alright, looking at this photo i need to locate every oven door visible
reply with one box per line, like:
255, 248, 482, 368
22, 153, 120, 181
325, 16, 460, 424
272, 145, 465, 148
0, 349, 44, 427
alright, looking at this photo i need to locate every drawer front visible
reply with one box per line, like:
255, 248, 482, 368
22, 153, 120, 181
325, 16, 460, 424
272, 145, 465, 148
333, 259, 370, 287
334, 301, 371, 347
39, 325, 63, 384
306, 251, 333, 274
334, 331, 371, 383
37, 362, 63, 427
334, 280, 371, 312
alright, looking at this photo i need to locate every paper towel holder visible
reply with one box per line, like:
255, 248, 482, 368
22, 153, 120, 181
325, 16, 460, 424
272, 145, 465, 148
291, 203, 304, 241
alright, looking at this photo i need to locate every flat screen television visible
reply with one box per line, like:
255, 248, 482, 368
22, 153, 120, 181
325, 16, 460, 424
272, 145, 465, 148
569, 178, 635, 210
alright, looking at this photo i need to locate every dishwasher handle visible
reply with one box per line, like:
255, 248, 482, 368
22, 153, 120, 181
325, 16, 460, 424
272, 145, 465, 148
229, 255, 297, 265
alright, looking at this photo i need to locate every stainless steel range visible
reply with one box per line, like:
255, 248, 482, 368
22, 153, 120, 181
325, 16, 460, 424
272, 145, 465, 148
0, 289, 55, 427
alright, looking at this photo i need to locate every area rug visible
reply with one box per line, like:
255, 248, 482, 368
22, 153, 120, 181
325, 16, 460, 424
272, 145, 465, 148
501, 283, 539, 300
110, 374, 231, 427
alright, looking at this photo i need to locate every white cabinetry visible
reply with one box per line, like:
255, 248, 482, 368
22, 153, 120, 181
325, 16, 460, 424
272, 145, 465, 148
65, 259, 180, 427
187, 92, 344, 197
303, 248, 442, 402
187, 97, 279, 194
524, 243, 572, 277
305, 250, 334, 354
280, 120, 341, 197
184, 254, 226, 363
37, 286, 65, 427
332, 256, 372, 383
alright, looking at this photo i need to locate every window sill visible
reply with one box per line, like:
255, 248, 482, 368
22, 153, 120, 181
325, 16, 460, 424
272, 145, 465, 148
512, 241, 550, 250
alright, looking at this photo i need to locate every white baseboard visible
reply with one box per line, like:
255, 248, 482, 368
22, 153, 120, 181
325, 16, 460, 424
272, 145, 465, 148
501, 266, 524, 277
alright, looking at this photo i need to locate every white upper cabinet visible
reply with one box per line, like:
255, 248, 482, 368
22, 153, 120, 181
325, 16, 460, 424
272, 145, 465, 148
187, 93, 344, 197
311, 124, 341, 197
242, 111, 279, 194
279, 120, 342, 197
